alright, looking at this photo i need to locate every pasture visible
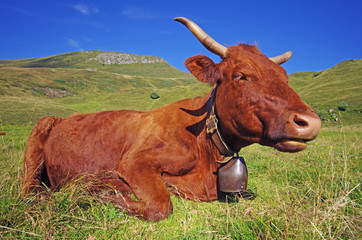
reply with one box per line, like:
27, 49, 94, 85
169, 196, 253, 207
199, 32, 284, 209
0, 123, 360, 239
0, 53, 361, 238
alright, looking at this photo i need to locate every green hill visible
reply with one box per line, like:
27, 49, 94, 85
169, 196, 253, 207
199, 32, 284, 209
0, 51, 361, 125
289, 59, 362, 124
0, 51, 211, 125
0, 51, 191, 78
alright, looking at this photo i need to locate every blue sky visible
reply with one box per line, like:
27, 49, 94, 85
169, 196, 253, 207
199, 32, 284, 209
0, 0, 361, 74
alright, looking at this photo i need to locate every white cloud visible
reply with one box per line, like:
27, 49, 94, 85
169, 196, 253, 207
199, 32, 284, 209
82, 36, 94, 43
121, 6, 157, 19
70, 4, 99, 15
67, 38, 81, 48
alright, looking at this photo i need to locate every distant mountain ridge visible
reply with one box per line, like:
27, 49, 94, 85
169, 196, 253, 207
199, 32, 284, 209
0, 50, 167, 66
0, 51, 181, 77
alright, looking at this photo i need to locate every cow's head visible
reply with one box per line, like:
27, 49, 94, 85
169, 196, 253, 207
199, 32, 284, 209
176, 17, 321, 153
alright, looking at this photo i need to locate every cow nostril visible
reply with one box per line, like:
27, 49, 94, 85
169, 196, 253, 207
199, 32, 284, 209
288, 112, 321, 140
293, 115, 308, 127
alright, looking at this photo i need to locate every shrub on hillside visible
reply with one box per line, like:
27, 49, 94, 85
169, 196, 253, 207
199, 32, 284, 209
313, 72, 322, 77
337, 101, 348, 111
316, 109, 329, 120
150, 92, 160, 99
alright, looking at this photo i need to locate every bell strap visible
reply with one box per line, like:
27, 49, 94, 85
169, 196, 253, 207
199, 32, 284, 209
206, 106, 237, 157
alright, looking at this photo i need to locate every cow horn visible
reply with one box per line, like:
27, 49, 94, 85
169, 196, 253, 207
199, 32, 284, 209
269, 51, 293, 65
175, 17, 227, 58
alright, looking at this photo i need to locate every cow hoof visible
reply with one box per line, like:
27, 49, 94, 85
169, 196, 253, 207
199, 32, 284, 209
24, 193, 50, 206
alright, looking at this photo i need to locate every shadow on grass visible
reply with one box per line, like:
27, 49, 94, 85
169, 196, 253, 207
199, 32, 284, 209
218, 189, 257, 203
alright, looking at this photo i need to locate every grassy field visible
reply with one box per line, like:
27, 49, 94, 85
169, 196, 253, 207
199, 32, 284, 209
0, 52, 361, 238
0, 123, 360, 239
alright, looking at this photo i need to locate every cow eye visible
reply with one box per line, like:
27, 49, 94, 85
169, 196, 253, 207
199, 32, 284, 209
232, 72, 248, 81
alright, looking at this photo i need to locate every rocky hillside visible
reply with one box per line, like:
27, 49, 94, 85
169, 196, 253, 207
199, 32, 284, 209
89, 52, 166, 65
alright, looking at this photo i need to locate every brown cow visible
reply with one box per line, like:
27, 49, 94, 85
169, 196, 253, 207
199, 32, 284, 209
22, 17, 321, 221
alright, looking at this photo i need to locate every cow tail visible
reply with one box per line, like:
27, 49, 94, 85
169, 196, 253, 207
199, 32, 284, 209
22, 116, 60, 195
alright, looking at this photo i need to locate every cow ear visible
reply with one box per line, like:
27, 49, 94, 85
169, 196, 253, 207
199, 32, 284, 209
185, 55, 220, 84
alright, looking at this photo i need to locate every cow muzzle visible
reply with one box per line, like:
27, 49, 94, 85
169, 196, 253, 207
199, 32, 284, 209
272, 111, 321, 152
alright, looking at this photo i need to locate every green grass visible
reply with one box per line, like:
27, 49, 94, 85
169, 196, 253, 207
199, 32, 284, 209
0, 124, 360, 239
0, 51, 361, 238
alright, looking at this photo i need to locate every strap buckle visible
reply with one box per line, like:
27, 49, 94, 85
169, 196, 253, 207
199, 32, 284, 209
206, 114, 218, 135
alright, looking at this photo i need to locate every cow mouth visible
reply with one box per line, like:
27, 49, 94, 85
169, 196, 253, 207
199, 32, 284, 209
273, 139, 307, 152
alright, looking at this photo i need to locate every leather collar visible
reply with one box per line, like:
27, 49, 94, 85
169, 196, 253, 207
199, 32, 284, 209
206, 87, 237, 157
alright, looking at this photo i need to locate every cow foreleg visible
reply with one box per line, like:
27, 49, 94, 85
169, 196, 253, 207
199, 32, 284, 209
80, 171, 132, 194
118, 161, 173, 222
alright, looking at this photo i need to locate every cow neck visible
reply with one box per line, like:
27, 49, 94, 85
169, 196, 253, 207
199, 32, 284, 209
206, 86, 238, 158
